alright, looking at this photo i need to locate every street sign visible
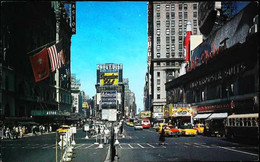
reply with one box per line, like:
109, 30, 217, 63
72, 127, 77, 133
58, 140, 66, 147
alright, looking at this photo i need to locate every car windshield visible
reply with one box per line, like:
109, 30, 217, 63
180, 124, 193, 129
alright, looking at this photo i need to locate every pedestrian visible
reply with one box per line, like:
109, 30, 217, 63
159, 126, 166, 145
19, 125, 23, 138
104, 127, 110, 144
6, 127, 10, 139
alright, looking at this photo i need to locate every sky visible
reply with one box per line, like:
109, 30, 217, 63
71, 2, 148, 111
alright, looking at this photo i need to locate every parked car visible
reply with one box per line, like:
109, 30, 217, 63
194, 124, 205, 134
134, 122, 143, 130
179, 124, 197, 136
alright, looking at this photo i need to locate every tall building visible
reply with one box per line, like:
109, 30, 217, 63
124, 78, 137, 119
0, 2, 74, 124
147, 1, 200, 120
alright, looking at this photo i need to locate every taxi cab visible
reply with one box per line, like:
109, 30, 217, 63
155, 123, 167, 132
179, 124, 197, 136
158, 125, 181, 137
194, 124, 204, 134
57, 125, 71, 134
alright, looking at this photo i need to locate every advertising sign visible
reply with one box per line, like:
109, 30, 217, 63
71, 2, 76, 34
100, 72, 118, 86
140, 111, 151, 118
101, 91, 117, 108
102, 109, 117, 121
171, 107, 194, 117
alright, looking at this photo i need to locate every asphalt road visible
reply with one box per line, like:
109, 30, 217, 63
116, 125, 259, 161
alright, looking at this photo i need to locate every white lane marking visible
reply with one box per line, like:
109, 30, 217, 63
218, 146, 259, 157
119, 144, 122, 149
128, 144, 134, 148
194, 143, 210, 148
85, 144, 95, 149
137, 144, 144, 148
147, 143, 155, 148
74, 143, 87, 149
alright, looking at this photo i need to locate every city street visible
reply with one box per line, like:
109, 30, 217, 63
116, 125, 259, 161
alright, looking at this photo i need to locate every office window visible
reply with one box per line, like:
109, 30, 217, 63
179, 12, 182, 19
184, 12, 188, 19
156, 53, 160, 58
157, 45, 161, 51
179, 28, 183, 35
184, 20, 187, 26
179, 51, 182, 57
166, 62, 170, 66
171, 28, 175, 35
166, 53, 170, 58
166, 44, 170, 51
171, 20, 175, 27
171, 36, 175, 43
157, 12, 160, 18
166, 20, 170, 27
193, 4, 197, 10
179, 4, 182, 10
157, 72, 160, 77
157, 79, 160, 85
171, 12, 175, 19
166, 28, 170, 35
157, 87, 161, 92
157, 62, 160, 66
179, 20, 182, 27
157, 29, 160, 35
171, 52, 175, 57
166, 12, 170, 19
157, 37, 160, 44
156, 21, 160, 27
193, 19, 197, 26
166, 36, 170, 43
193, 12, 197, 18
157, 5, 160, 11
157, 94, 160, 99
171, 44, 175, 51
193, 28, 197, 34
166, 4, 170, 11
171, 4, 175, 10
179, 43, 183, 49
184, 4, 188, 10
179, 36, 182, 42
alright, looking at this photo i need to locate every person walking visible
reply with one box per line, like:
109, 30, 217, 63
159, 125, 166, 145
104, 127, 110, 144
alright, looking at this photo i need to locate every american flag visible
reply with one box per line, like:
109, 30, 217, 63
47, 41, 64, 71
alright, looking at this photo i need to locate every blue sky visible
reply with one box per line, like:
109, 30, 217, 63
71, 2, 148, 111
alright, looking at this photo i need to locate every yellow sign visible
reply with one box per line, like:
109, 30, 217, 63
82, 102, 88, 109
140, 111, 151, 118
101, 72, 118, 86
170, 106, 194, 117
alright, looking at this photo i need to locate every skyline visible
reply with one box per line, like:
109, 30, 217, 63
71, 2, 148, 111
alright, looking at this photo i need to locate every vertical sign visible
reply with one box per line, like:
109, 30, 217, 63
71, 2, 76, 34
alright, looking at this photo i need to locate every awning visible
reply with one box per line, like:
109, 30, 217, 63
207, 112, 228, 120
194, 113, 212, 120
18, 121, 39, 125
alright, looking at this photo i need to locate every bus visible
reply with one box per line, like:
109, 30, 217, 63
225, 113, 259, 140
140, 118, 151, 129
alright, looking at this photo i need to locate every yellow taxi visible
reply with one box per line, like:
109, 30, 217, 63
155, 123, 167, 132
194, 124, 204, 134
57, 125, 71, 134
126, 121, 134, 127
179, 124, 197, 136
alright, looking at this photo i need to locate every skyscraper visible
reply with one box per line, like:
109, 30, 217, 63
147, 1, 200, 120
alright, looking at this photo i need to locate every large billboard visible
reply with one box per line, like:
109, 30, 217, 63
140, 111, 151, 118
191, 2, 257, 71
100, 72, 118, 86
101, 90, 117, 109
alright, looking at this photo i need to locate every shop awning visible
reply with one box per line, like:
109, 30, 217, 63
194, 113, 212, 120
207, 112, 228, 120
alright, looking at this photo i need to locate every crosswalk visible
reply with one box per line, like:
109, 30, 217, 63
2, 142, 236, 150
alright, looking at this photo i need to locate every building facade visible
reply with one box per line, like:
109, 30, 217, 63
165, 2, 259, 122
147, 1, 200, 121
124, 78, 137, 119
0, 2, 74, 124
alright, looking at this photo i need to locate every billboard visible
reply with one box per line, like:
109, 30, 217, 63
100, 72, 118, 86
101, 91, 117, 109
140, 111, 151, 118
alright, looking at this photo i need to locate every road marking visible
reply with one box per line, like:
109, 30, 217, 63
74, 143, 87, 149
128, 144, 134, 148
218, 146, 259, 157
147, 143, 155, 148
85, 144, 95, 149
137, 144, 144, 148
194, 143, 210, 148
119, 144, 122, 148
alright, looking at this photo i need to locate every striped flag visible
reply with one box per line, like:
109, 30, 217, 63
47, 41, 64, 71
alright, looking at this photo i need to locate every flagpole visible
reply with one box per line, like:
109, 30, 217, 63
27, 39, 63, 56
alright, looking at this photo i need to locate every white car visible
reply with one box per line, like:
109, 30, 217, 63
134, 123, 143, 130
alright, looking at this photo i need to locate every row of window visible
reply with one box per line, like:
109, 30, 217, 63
227, 118, 258, 127
156, 11, 197, 20
156, 19, 197, 28
156, 3, 197, 11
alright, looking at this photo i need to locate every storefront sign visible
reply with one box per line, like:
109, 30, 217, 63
197, 103, 230, 112
140, 111, 151, 118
